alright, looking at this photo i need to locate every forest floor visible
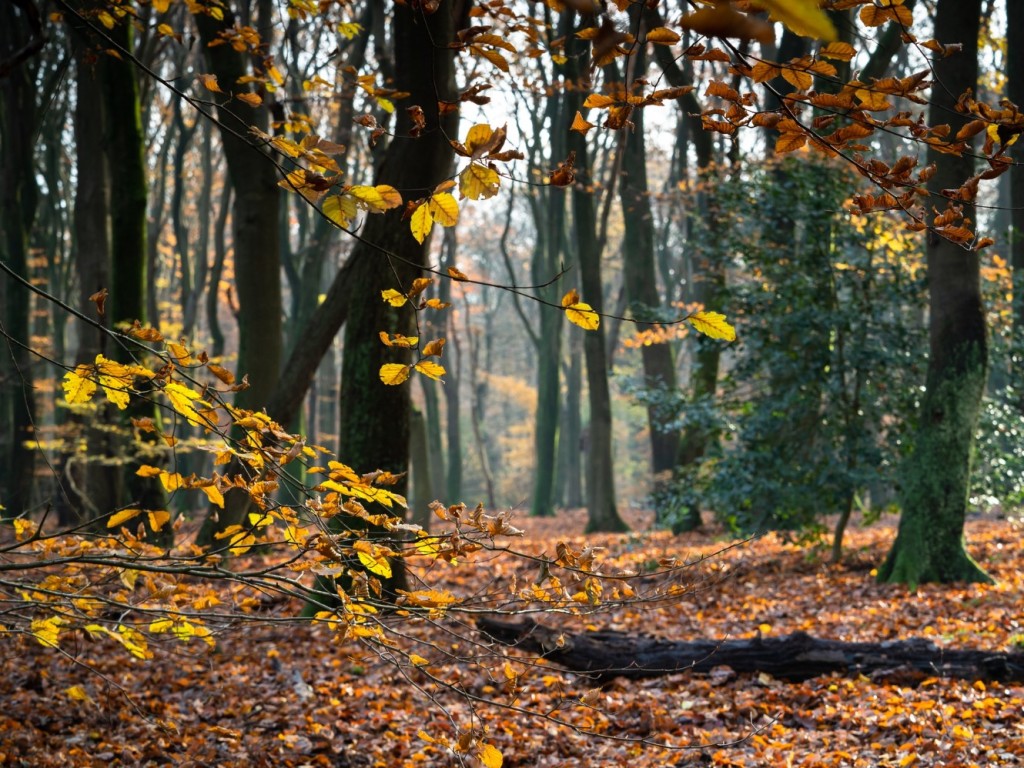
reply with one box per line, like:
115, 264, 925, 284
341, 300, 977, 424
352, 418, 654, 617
2, 510, 1023, 767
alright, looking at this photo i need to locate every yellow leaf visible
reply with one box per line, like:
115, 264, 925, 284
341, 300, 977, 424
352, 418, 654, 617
414, 360, 446, 381
95, 355, 133, 409
355, 542, 393, 578
107, 507, 142, 528
30, 616, 64, 649
374, 184, 403, 209
755, 0, 837, 41
164, 381, 211, 427
459, 163, 501, 200
347, 185, 387, 212
410, 203, 433, 244
97, 10, 116, 29
337, 21, 363, 39
425, 298, 451, 310
323, 194, 357, 228
149, 618, 174, 633
148, 510, 172, 532
201, 484, 225, 509
464, 123, 496, 156
583, 93, 617, 109
562, 291, 600, 331
136, 464, 163, 477
12, 518, 36, 540
379, 364, 411, 386
688, 310, 736, 341
62, 367, 97, 405
646, 26, 681, 44
409, 654, 430, 666
427, 192, 459, 227
379, 332, 419, 348
236, 91, 263, 107
447, 266, 469, 281
115, 625, 151, 659
381, 288, 408, 307
477, 743, 503, 768
570, 110, 595, 135
198, 73, 222, 93
65, 685, 92, 703
157, 23, 175, 37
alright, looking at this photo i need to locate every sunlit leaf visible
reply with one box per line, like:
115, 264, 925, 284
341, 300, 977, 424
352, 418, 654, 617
562, 290, 600, 331
756, 0, 837, 41
164, 381, 211, 428
570, 110, 595, 135
62, 367, 97, 405
646, 26, 680, 44
427, 192, 459, 227
107, 507, 143, 529
30, 616, 64, 649
459, 163, 501, 200
148, 510, 172, 532
379, 364, 411, 386
421, 338, 446, 357
414, 360, 446, 381
688, 310, 737, 341
354, 541, 393, 578
381, 288, 408, 307
477, 743, 503, 768
410, 203, 433, 244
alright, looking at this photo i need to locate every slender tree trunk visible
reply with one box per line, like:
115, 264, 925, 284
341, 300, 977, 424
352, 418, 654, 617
566, 18, 627, 534
879, 0, 991, 585
1009, 0, 1024, 386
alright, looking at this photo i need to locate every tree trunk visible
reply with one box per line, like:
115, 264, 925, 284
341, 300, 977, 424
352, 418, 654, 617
879, 0, 991, 585
0, 1, 40, 519
1009, 0, 1024, 381
565, 17, 627, 534
618, 41, 679, 481
334, 0, 461, 596
477, 618, 1024, 685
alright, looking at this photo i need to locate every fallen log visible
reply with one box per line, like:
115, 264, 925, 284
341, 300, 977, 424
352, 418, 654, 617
477, 617, 1024, 684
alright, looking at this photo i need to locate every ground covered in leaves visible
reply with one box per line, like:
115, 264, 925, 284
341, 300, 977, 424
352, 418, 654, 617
2, 512, 1023, 767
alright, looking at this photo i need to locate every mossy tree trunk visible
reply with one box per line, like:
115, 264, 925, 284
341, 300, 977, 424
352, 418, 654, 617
878, 0, 992, 585
335, 0, 462, 596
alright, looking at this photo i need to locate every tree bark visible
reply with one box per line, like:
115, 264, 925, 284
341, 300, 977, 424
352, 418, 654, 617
879, 0, 991, 585
565, 16, 627, 534
0, 0, 41, 518
478, 618, 1024, 685
334, 0, 461, 595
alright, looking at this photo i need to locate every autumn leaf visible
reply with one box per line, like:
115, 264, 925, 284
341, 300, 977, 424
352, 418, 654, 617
477, 743, 503, 768
570, 111, 595, 135
414, 360, 446, 381
459, 163, 501, 200
163, 381, 212, 428
381, 288, 408, 307
646, 26, 681, 44
354, 541, 393, 578
107, 507, 143, 529
410, 203, 433, 244
421, 338, 446, 357
447, 266, 469, 281
235, 92, 262, 107
62, 366, 97, 405
198, 73, 222, 93
379, 364, 411, 386
30, 616, 64, 649
688, 310, 737, 341
755, 0, 838, 41
562, 289, 600, 331
428, 192, 459, 227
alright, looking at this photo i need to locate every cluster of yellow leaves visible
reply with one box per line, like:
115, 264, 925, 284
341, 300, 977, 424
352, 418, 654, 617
377, 278, 451, 385
419, 729, 503, 768
410, 181, 460, 245
322, 184, 402, 229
